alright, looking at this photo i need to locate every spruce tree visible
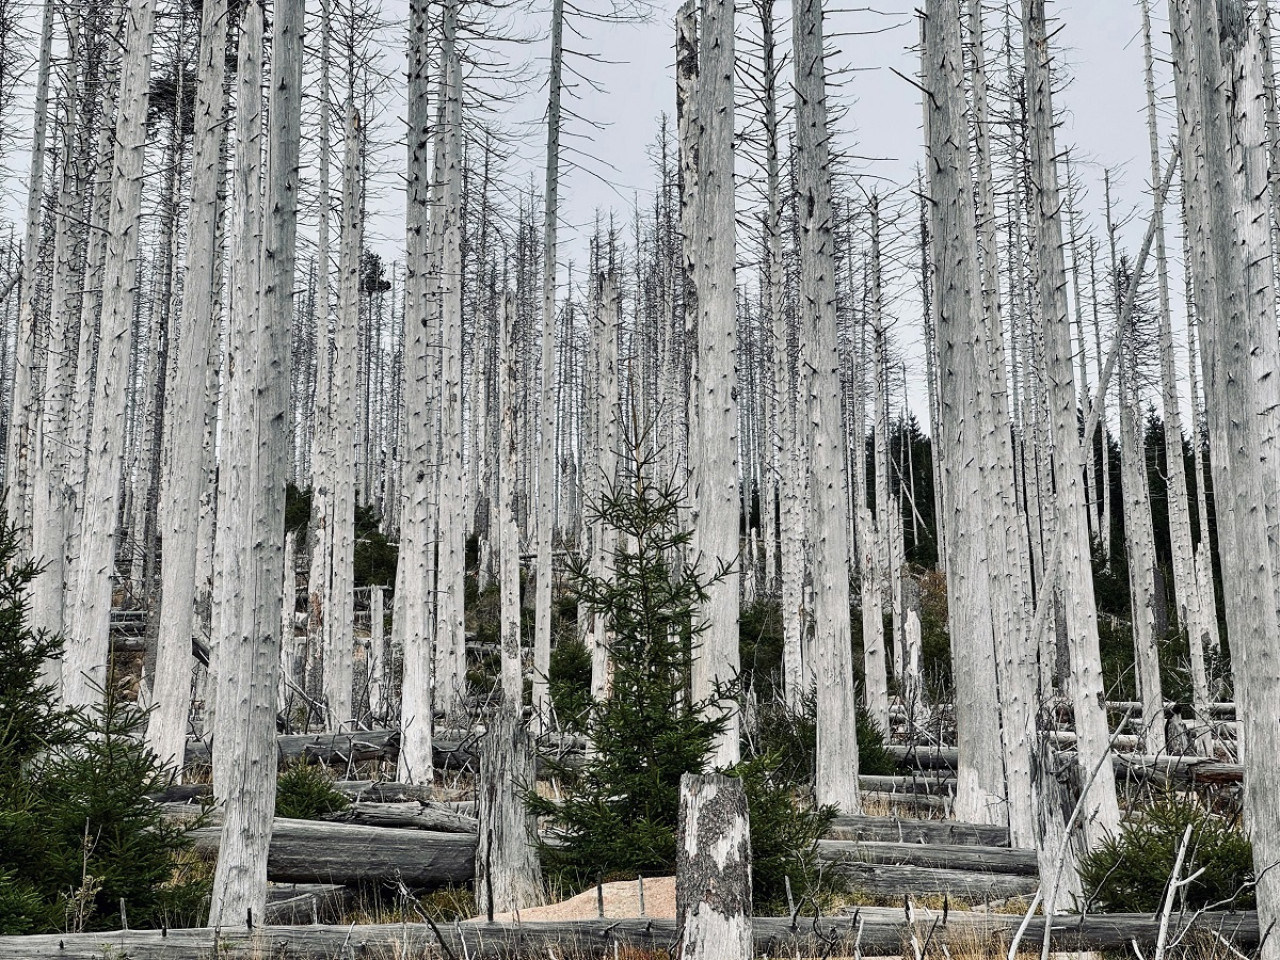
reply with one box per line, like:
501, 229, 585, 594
528, 450, 727, 888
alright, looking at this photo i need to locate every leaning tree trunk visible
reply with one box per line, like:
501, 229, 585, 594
63, 0, 158, 710
208, 0, 301, 925
148, 0, 229, 774
793, 0, 860, 813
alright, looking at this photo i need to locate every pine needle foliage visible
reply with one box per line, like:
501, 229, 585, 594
530, 449, 834, 912
528, 456, 728, 889
0, 506, 207, 934
1079, 798, 1254, 912
275, 761, 352, 820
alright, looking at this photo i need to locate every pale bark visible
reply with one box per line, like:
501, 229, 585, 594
1103, 177, 1164, 756
396, 0, 437, 785
149, 0, 229, 774
323, 104, 362, 731
1170, 5, 1280, 953
499, 292, 522, 707
793, 0, 860, 812
63, 0, 158, 709
532, 0, 564, 734
588, 271, 620, 703
3, 0, 55, 541
475, 707, 544, 915
435, 0, 467, 717
676, 773, 752, 960
368, 586, 386, 721
682, 0, 740, 768
861, 229, 889, 728
1022, 0, 1121, 845
1141, 0, 1211, 721
306, 0, 335, 712
923, 0, 1006, 830
30, 5, 85, 654
208, 0, 301, 924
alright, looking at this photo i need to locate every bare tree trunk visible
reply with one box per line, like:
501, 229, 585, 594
589, 271, 620, 703
1022, 0, 1121, 845
435, 0, 467, 718
323, 104, 362, 731
1141, 0, 1211, 721
3, 0, 55, 541
676, 773, 752, 960
149, 0, 229, 773
532, 0, 564, 735
1171, 6, 1280, 953
859, 226, 888, 728
923, 0, 1006, 829
793, 0, 860, 813
63, 0, 157, 709
208, 0, 301, 924
682, 0, 740, 768
395, 0, 437, 785
306, 0, 335, 715
476, 706, 544, 915
499, 292, 523, 706
30, 5, 85, 654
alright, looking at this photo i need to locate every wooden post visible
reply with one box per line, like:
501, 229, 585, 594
475, 707, 545, 915
676, 773, 752, 960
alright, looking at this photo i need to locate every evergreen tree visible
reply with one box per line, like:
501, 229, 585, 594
0, 507, 207, 934
528, 453, 728, 887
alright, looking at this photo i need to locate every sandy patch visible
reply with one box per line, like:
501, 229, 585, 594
469, 876, 676, 923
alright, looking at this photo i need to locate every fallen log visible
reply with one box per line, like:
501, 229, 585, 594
887, 744, 960, 771
1114, 754, 1244, 785
184, 730, 402, 767
827, 861, 1038, 898
818, 840, 1039, 876
858, 774, 956, 796
187, 817, 474, 886
828, 814, 1010, 847
321, 800, 479, 833
263, 884, 350, 925
330, 780, 471, 803
0, 910, 1259, 958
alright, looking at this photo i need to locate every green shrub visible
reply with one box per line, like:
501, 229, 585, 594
0, 506, 206, 935
547, 635, 592, 732
275, 762, 351, 820
1079, 799, 1254, 913
748, 688, 897, 782
734, 753, 837, 915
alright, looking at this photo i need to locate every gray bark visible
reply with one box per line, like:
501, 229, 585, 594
677, 773, 753, 960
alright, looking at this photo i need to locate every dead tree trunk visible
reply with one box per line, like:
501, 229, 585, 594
476, 707, 545, 916
676, 773, 752, 960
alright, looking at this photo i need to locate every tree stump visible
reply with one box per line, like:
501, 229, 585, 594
676, 773, 752, 960
476, 707, 545, 916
